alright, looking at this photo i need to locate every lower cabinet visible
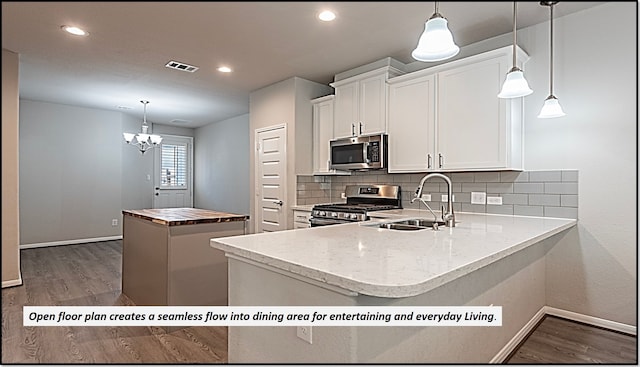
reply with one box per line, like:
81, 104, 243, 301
293, 209, 311, 229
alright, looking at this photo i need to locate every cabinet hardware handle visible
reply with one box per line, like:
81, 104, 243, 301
351, 124, 355, 136
427, 154, 432, 169
359, 122, 363, 135
438, 153, 444, 168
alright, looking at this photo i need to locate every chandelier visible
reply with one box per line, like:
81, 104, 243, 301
123, 100, 163, 154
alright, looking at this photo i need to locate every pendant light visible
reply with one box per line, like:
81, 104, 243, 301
498, 2, 533, 98
412, 1, 460, 62
538, 1, 566, 118
123, 100, 163, 154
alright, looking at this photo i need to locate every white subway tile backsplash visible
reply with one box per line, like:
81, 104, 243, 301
561, 195, 578, 207
529, 170, 562, 182
561, 170, 579, 182
486, 183, 514, 194
514, 205, 544, 217
513, 183, 544, 194
501, 194, 528, 205
297, 169, 578, 219
474, 172, 500, 182
544, 206, 578, 219
528, 194, 561, 206
545, 182, 578, 195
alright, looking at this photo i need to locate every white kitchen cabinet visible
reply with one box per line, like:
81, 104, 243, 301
388, 45, 526, 173
388, 74, 436, 172
311, 95, 350, 176
292, 209, 311, 229
331, 66, 403, 139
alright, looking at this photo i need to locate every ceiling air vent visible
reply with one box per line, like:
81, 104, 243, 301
170, 119, 191, 124
165, 60, 199, 73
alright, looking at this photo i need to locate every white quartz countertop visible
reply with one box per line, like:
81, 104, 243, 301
290, 204, 315, 211
210, 211, 576, 298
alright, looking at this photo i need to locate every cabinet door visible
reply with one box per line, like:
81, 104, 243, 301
334, 82, 358, 138
436, 56, 509, 170
358, 73, 387, 135
388, 74, 436, 173
312, 98, 334, 174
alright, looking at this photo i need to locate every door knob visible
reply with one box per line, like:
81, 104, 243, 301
273, 200, 283, 206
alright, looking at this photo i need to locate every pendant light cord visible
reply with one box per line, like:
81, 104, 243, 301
549, 3, 554, 95
512, 2, 517, 67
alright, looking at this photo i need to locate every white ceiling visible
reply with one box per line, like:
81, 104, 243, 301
2, 2, 604, 128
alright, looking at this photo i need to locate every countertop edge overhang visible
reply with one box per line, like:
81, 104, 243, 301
123, 208, 249, 226
211, 212, 577, 298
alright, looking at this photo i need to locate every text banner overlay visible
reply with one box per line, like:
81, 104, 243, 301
24, 306, 501, 327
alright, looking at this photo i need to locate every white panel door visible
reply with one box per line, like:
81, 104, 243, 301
255, 126, 286, 233
153, 135, 193, 208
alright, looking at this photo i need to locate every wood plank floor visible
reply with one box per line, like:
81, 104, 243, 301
2, 241, 637, 364
507, 315, 637, 364
1, 240, 227, 364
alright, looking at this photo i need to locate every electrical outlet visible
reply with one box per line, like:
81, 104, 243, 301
296, 326, 312, 344
487, 196, 503, 205
471, 192, 487, 205
421, 194, 432, 201
111, 219, 118, 226
146, 174, 151, 181
441, 194, 455, 202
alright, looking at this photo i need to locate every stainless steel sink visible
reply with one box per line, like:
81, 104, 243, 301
367, 218, 446, 231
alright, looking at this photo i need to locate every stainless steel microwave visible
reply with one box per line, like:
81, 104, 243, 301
329, 133, 387, 170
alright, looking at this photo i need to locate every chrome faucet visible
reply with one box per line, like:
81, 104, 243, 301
411, 173, 456, 228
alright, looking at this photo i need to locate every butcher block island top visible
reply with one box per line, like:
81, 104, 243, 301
122, 207, 249, 226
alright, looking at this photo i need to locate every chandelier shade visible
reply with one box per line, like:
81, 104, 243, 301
412, 2, 459, 62
123, 100, 163, 154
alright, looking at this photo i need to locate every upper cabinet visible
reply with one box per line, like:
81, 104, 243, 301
331, 67, 404, 139
311, 95, 350, 175
388, 45, 527, 173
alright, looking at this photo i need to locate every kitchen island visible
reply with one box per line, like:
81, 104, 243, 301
210, 210, 576, 363
122, 208, 248, 308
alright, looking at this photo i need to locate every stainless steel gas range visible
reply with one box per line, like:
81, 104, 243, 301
309, 184, 402, 227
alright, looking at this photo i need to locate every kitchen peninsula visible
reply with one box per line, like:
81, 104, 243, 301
122, 208, 248, 307
211, 211, 576, 363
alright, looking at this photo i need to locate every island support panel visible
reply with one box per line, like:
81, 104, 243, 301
226, 232, 566, 363
122, 215, 245, 307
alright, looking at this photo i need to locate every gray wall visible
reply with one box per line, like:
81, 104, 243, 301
19, 100, 197, 245
20, 100, 123, 244
194, 113, 250, 215
520, 3, 636, 326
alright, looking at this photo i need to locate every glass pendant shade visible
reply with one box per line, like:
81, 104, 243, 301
136, 133, 150, 143
498, 67, 533, 98
538, 95, 566, 118
150, 135, 163, 145
123, 132, 136, 143
412, 16, 460, 62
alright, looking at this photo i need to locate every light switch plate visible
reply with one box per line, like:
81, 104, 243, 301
471, 192, 487, 205
441, 194, 455, 202
421, 194, 432, 201
487, 196, 503, 205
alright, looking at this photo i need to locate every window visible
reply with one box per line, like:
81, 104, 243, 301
160, 143, 187, 187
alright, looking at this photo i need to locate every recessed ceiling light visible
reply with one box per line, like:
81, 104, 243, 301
217, 66, 232, 73
61, 25, 89, 36
318, 10, 336, 22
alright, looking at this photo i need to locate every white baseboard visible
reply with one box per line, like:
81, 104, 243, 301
545, 306, 637, 336
20, 235, 122, 249
491, 306, 638, 363
2, 274, 23, 288
490, 306, 546, 363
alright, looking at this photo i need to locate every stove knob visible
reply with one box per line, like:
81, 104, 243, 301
350, 213, 358, 220
331, 212, 338, 218
312, 210, 318, 216
319, 211, 326, 217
